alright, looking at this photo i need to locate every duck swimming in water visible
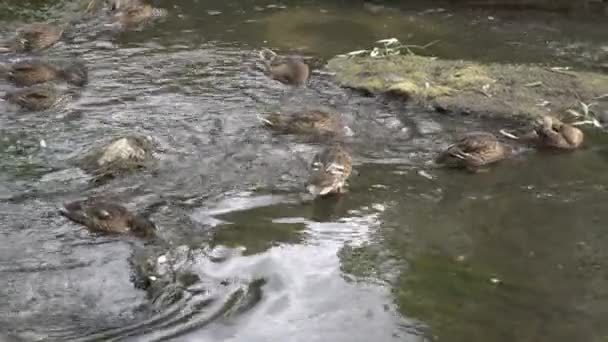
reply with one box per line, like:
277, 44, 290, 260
6, 59, 88, 87
499, 115, 584, 150
259, 48, 310, 86
259, 110, 352, 139
307, 143, 353, 197
60, 199, 156, 237
0, 23, 63, 53
533, 115, 584, 150
435, 131, 511, 172
3, 85, 60, 111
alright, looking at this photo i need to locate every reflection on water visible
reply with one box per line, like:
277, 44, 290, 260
1, 0, 608, 341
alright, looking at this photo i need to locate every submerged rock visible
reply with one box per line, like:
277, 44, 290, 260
327, 54, 608, 122
78, 135, 156, 181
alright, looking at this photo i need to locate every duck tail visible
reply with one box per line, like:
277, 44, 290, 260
499, 129, 520, 140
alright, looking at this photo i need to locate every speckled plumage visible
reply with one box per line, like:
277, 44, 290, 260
60, 199, 155, 237
307, 143, 353, 196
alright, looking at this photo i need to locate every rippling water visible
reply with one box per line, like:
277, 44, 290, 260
1, 0, 608, 341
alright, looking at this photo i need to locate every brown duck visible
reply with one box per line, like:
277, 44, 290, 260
533, 115, 583, 150
7, 59, 88, 87
60, 199, 155, 237
112, 1, 165, 27
307, 143, 353, 197
259, 110, 352, 138
500, 115, 584, 150
3, 85, 60, 111
436, 132, 511, 172
0, 23, 63, 53
259, 49, 310, 86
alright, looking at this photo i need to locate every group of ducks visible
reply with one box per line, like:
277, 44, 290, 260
0, 0, 587, 239
0, 0, 167, 237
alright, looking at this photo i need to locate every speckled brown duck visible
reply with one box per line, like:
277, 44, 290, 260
0, 23, 63, 53
435, 131, 511, 172
3, 85, 60, 111
259, 110, 352, 138
307, 143, 353, 197
259, 48, 310, 86
7, 59, 88, 87
60, 199, 155, 237
533, 115, 583, 150
111, 1, 166, 27
499, 115, 584, 150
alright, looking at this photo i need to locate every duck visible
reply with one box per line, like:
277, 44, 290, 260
3, 85, 60, 111
259, 48, 310, 86
435, 131, 511, 172
60, 199, 156, 237
0, 23, 63, 53
499, 115, 584, 150
7, 59, 88, 87
533, 115, 584, 150
258, 110, 352, 138
306, 143, 353, 196
79, 135, 155, 180
111, 1, 165, 27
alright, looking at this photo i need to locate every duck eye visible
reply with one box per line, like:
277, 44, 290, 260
96, 209, 111, 219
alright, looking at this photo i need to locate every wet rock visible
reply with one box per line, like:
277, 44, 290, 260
60, 198, 156, 238
327, 54, 608, 122
77, 135, 156, 181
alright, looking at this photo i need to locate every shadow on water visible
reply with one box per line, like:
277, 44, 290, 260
1, 0, 608, 341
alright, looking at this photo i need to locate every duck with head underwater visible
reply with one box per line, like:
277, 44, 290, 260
435, 131, 512, 172
5, 59, 88, 87
259, 48, 310, 86
258, 110, 353, 140
60, 198, 156, 238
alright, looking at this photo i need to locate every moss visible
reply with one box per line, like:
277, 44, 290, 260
328, 54, 608, 121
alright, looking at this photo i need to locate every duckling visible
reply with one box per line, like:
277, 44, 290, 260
534, 115, 583, 150
259, 110, 352, 138
7, 59, 88, 87
0, 23, 63, 53
79, 135, 155, 180
435, 132, 511, 172
60, 199, 155, 237
307, 143, 353, 196
3, 85, 60, 111
259, 49, 310, 86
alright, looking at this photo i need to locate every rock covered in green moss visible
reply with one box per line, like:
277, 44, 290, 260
327, 54, 608, 121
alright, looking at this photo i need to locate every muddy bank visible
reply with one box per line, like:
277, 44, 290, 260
327, 54, 608, 122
